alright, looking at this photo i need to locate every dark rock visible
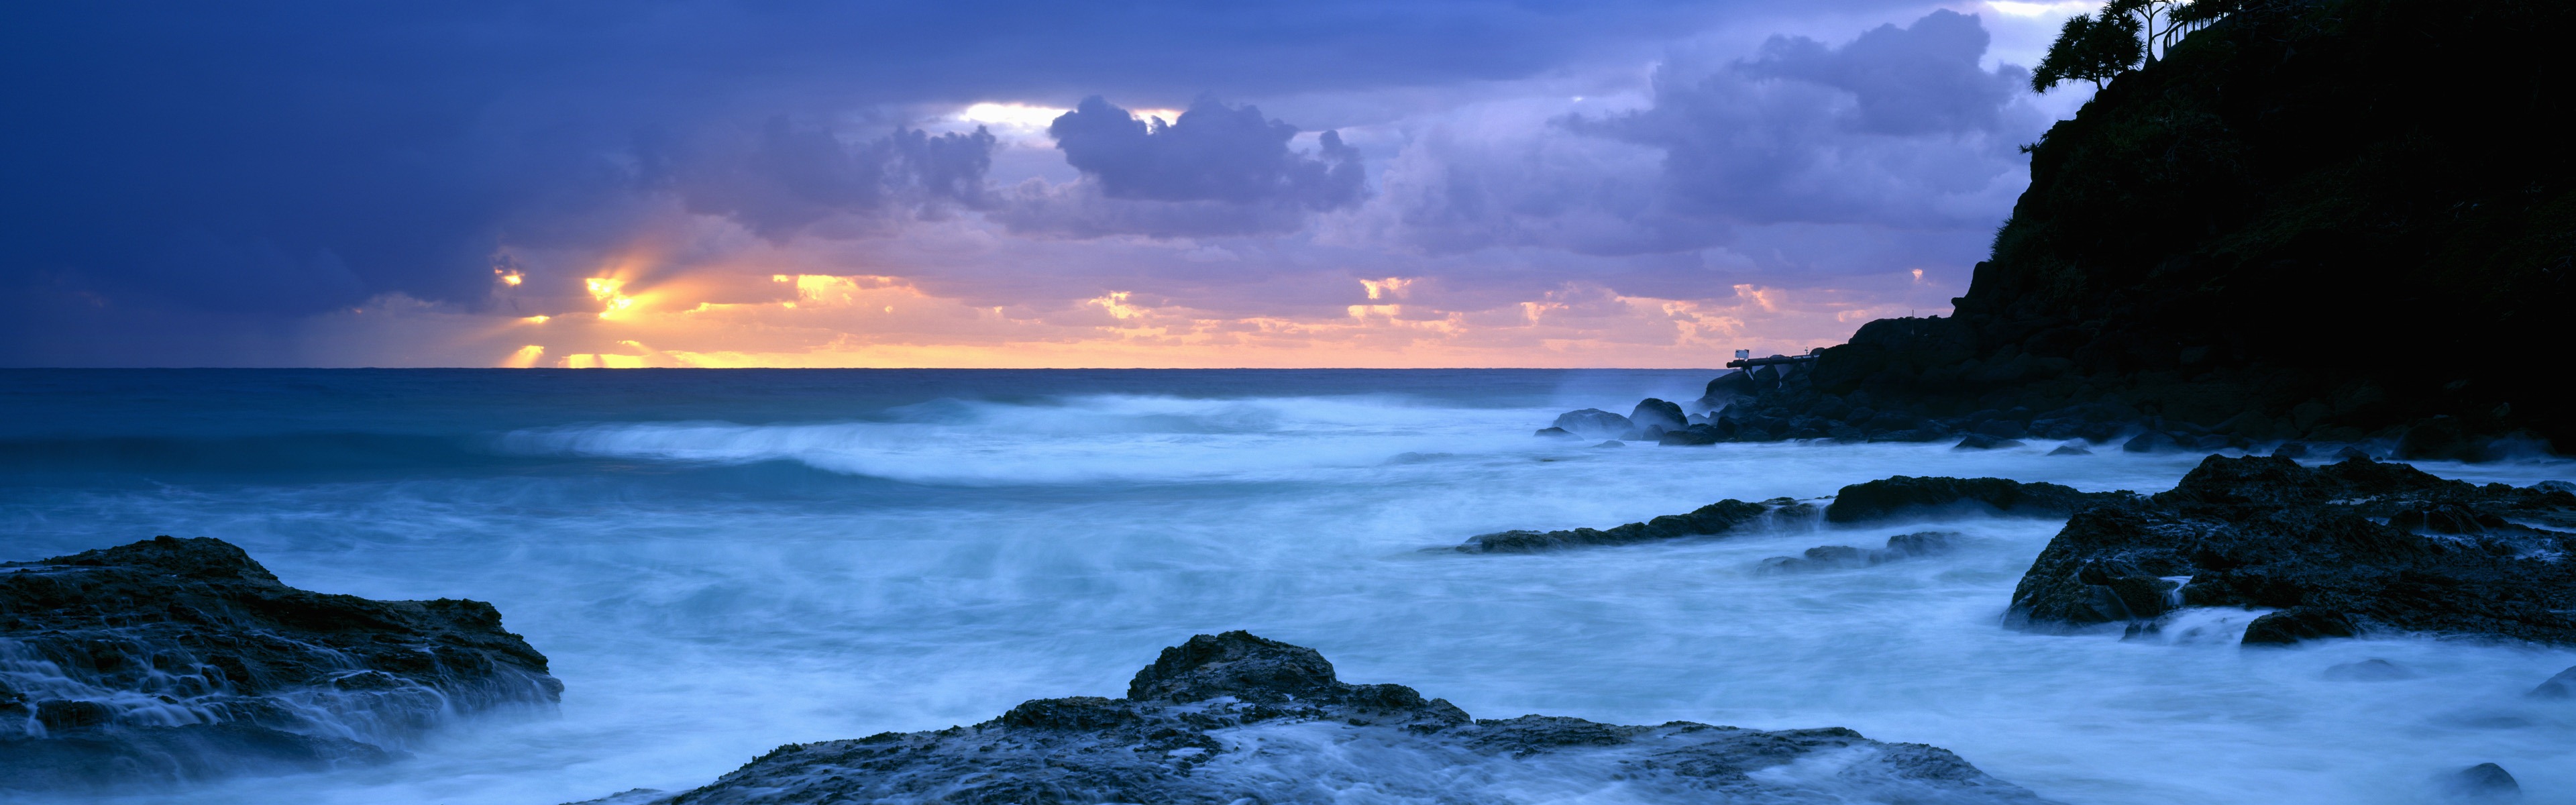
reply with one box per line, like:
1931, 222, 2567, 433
2006, 456, 2576, 645
1758, 532, 1959, 574
1, 536, 561, 790
1971, 420, 2029, 440
1696, 370, 1756, 412
2246, 608, 2359, 647
1825, 476, 2131, 524
1658, 429, 1721, 446
1629, 398, 1689, 433
2529, 665, 2576, 698
2271, 441, 2310, 458
1954, 434, 2026, 451
1534, 427, 1577, 438
2321, 659, 2417, 682
2397, 416, 2479, 462
1460, 498, 1803, 553
592, 632, 2054, 805
1550, 409, 1631, 439
2048, 443, 2093, 456
2334, 445, 2373, 461
2121, 432, 2182, 453
1592, 440, 1626, 448
2440, 763, 2520, 801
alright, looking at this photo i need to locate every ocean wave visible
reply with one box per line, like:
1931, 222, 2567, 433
495, 394, 1537, 485
0, 433, 523, 475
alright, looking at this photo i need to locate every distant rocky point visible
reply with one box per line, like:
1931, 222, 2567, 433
0, 536, 561, 790
574, 631, 2053, 805
1540, 0, 2572, 457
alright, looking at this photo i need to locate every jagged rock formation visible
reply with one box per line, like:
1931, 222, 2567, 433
586, 631, 2052, 805
1, 536, 561, 790
2006, 456, 2576, 644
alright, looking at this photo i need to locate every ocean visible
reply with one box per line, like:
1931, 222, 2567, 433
3, 368, 2571, 804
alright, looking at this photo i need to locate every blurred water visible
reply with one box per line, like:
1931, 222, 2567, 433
3, 369, 2572, 804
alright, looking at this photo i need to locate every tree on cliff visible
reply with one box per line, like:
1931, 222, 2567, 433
2031, 12, 2143, 92
2034, 0, 2241, 93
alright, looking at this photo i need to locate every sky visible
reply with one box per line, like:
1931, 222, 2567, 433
0, 0, 2100, 368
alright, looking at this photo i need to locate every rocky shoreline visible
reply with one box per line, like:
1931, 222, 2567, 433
0, 536, 560, 790
1539, 362, 2544, 462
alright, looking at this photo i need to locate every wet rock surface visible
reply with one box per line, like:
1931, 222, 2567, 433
1458, 499, 1807, 553
2006, 456, 2576, 645
1, 536, 561, 790
1458, 474, 2137, 554
1824, 476, 2131, 525
588, 631, 2052, 805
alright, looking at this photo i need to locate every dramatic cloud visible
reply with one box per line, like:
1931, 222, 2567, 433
991, 97, 1364, 238
1358, 9, 2041, 268
672, 120, 1000, 239
1051, 97, 1362, 209
1578, 9, 2039, 228
0, 0, 2054, 367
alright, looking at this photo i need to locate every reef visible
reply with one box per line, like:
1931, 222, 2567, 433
0, 535, 561, 790
578, 631, 2053, 805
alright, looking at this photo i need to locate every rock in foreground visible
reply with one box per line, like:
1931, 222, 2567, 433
2008, 457, 2576, 644
601, 632, 2051, 805
1, 536, 561, 790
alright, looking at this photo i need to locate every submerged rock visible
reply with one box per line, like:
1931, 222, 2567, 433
586, 631, 2052, 805
1628, 398, 1689, 433
1459, 498, 1813, 553
2529, 665, 2576, 699
2440, 763, 2520, 801
1953, 434, 2025, 450
1758, 532, 1959, 574
2321, 658, 2418, 682
2006, 456, 2576, 645
1551, 409, 1632, 439
0, 536, 561, 790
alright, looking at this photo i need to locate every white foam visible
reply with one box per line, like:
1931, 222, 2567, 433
6, 392, 2573, 804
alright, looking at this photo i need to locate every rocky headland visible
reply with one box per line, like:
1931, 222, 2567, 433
1543, 0, 2573, 459
578, 631, 2053, 805
0, 536, 561, 790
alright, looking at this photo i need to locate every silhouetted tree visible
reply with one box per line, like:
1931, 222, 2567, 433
2106, 0, 2184, 62
2032, 12, 2144, 93
2165, 0, 2241, 44
2035, 0, 2243, 93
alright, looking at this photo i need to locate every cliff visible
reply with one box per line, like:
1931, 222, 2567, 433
1804, 0, 2575, 454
